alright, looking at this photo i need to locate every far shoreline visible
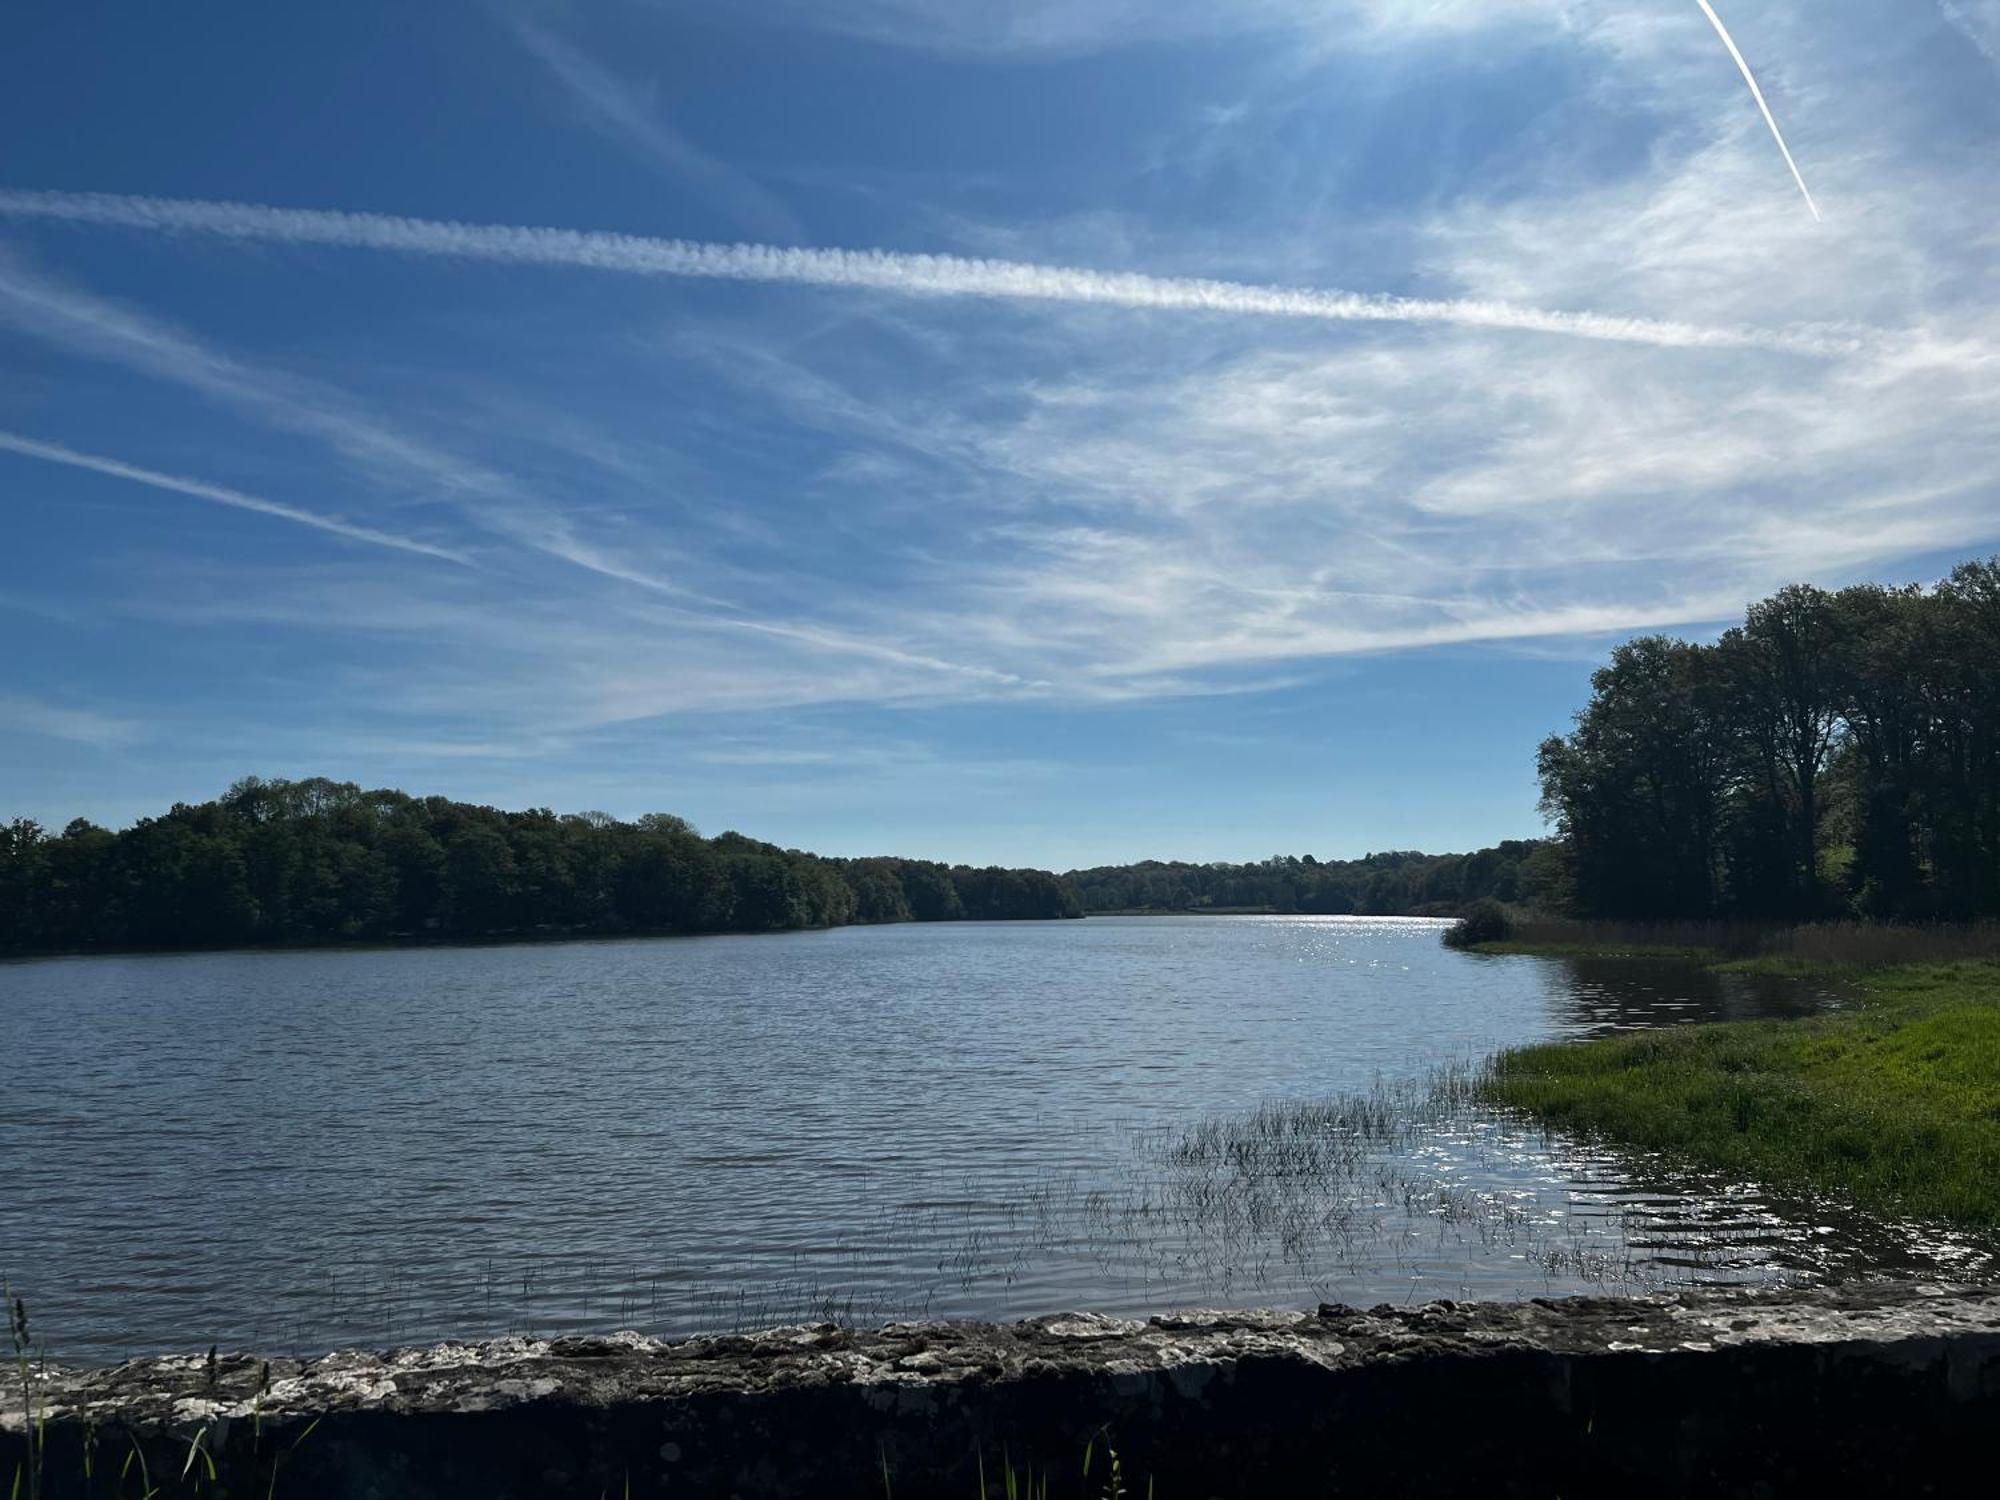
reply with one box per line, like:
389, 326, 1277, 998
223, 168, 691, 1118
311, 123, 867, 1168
0, 912, 1090, 966
0, 909, 1485, 965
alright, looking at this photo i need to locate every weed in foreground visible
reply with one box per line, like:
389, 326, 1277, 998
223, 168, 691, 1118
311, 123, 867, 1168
8, 1285, 42, 1500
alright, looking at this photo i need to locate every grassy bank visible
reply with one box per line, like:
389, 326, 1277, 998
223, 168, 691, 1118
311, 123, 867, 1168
1481, 962, 2000, 1227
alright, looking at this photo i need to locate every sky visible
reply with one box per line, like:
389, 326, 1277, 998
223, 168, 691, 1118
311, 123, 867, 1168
2, 1, 1998, 869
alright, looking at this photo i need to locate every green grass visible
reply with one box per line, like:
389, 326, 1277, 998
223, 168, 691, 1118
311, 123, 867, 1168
1480, 961, 2000, 1227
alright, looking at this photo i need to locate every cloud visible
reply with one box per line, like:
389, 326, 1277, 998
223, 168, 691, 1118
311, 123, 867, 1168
745, 0, 1293, 56
502, 11, 802, 238
679, 27, 1994, 692
745, 0, 1588, 58
1939, 0, 2000, 64
690, 746, 843, 767
1, 0, 1993, 751
0, 431, 475, 563
126, 563, 1034, 728
0, 694, 138, 748
0, 254, 1029, 699
0, 246, 728, 597
0, 588, 83, 624
0, 189, 1860, 354
0, 245, 503, 497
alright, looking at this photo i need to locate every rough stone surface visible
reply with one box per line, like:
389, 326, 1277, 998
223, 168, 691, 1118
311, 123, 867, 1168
6, 1283, 2000, 1496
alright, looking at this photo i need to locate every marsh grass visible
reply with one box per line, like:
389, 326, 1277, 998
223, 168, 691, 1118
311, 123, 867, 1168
1115, 1065, 1669, 1294
1481, 962, 2000, 1227
0, 1306, 322, 1500
912, 1430, 1149, 1500
1475, 918, 2000, 966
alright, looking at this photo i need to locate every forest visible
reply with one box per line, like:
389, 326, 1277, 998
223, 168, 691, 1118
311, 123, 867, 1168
1064, 840, 1557, 917
0, 778, 1083, 954
1537, 558, 2000, 922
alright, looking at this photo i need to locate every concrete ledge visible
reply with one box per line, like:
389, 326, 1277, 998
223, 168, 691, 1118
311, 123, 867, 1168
7, 1283, 2000, 1496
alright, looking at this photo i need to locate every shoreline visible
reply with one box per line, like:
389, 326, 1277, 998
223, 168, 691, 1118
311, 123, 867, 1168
0, 909, 1472, 964
0, 912, 1089, 965
1479, 958, 2000, 1228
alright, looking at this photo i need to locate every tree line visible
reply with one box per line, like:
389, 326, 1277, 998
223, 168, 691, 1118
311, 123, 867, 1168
1537, 559, 2000, 922
0, 777, 1083, 954
1064, 841, 1558, 917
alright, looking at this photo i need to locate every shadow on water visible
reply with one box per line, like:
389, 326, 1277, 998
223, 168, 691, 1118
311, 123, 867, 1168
1510, 951, 1847, 1032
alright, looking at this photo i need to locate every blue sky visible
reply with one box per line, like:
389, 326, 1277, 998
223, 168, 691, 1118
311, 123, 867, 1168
2, 1, 1997, 867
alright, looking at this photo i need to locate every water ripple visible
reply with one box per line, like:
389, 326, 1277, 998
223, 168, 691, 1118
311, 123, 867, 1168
0, 917, 1981, 1364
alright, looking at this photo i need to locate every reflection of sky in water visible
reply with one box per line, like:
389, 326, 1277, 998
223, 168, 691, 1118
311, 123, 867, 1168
0, 917, 1984, 1363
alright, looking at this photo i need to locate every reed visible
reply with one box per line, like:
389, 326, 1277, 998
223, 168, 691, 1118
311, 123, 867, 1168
7, 1287, 40, 1500
1477, 917, 2000, 966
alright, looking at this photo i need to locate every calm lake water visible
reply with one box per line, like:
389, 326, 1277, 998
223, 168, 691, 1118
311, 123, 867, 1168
2, 915, 1989, 1364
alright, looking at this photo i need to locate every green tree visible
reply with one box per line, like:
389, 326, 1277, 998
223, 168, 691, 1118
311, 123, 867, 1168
442, 827, 518, 935
0, 818, 49, 950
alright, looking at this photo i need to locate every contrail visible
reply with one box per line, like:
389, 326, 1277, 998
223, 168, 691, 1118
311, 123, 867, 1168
0, 430, 474, 564
1694, 0, 1821, 222
1937, 0, 2000, 65
0, 189, 1856, 355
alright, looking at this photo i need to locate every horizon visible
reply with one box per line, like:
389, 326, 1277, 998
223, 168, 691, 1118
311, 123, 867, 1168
5, 2, 1999, 869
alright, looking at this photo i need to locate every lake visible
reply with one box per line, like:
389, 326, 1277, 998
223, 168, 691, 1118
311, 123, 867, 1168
2, 915, 1988, 1364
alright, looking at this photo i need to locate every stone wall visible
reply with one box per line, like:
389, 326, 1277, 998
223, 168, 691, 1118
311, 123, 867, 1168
5, 1283, 1999, 1497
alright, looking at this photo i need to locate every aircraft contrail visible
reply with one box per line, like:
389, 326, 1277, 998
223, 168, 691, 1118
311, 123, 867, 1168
1694, 0, 1821, 221
0, 430, 474, 562
0, 189, 1855, 355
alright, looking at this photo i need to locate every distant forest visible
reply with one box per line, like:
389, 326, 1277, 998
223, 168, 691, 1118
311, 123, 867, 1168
1065, 842, 1557, 917
0, 778, 1083, 955
1538, 558, 2000, 922
11, 558, 1990, 954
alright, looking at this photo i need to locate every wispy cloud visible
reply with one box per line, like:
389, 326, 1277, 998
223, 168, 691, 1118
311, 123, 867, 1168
0, 693, 139, 748
0, 251, 1025, 695
0, 0, 1990, 746
0, 190, 1861, 354
751, 0, 1295, 57
0, 246, 499, 495
0, 247, 722, 596
748, 0, 1588, 59
1938, 0, 2000, 63
690, 746, 843, 767
502, 12, 802, 238
0, 431, 474, 562
0, 588, 82, 624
